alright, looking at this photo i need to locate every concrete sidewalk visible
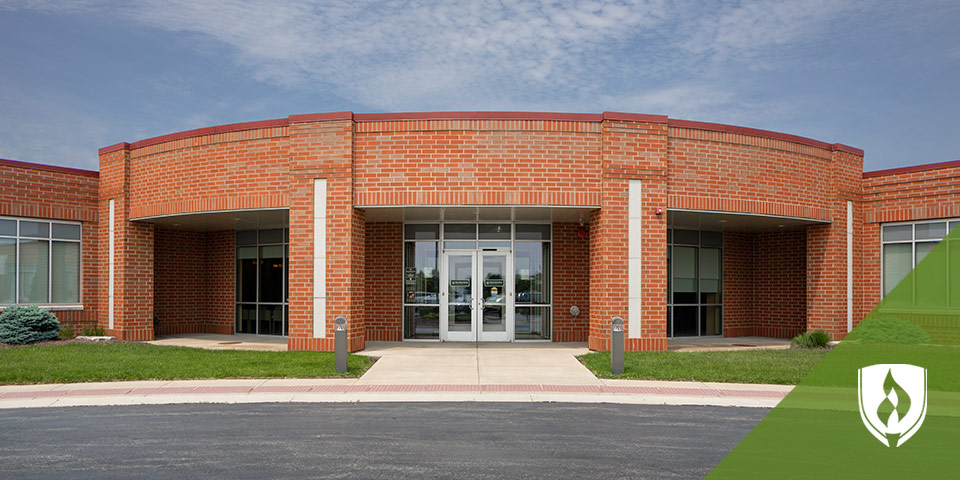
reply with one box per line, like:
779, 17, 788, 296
0, 340, 793, 409
0, 378, 791, 410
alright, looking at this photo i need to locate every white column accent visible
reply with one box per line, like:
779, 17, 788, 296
313, 179, 328, 338
108, 199, 115, 330
846, 200, 853, 333
627, 180, 643, 339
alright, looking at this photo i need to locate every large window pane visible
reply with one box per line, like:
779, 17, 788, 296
51, 242, 80, 303
882, 225, 912, 242
515, 306, 551, 340
882, 243, 912, 298
915, 242, 946, 307
259, 245, 284, 302
515, 224, 552, 240
672, 246, 697, 304
915, 223, 946, 241
701, 306, 722, 336
404, 306, 440, 339
237, 246, 258, 302
404, 224, 439, 240
51, 223, 81, 240
18, 239, 49, 303
403, 242, 439, 304
673, 306, 698, 336
236, 304, 257, 333
478, 224, 511, 240
443, 224, 476, 239
20, 221, 49, 238
259, 305, 284, 335
700, 248, 720, 304
515, 242, 550, 305
0, 238, 14, 303
0, 220, 15, 236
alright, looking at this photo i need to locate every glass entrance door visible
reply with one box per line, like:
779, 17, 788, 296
443, 252, 476, 341
440, 251, 513, 341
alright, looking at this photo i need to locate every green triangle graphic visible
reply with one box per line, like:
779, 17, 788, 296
707, 225, 960, 478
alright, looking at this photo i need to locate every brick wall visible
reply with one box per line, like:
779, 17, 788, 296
862, 162, 960, 312
364, 222, 402, 341
94, 111, 883, 351
353, 120, 602, 207
553, 223, 589, 342
153, 229, 234, 336
722, 232, 753, 337
0, 160, 99, 331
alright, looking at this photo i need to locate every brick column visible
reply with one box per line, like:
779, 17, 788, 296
806, 146, 864, 340
588, 113, 669, 351
98, 144, 154, 340
286, 114, 366, 351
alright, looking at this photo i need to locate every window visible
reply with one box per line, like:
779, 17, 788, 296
236, 229, 289, 335
403, 224, 440, 339
666, 229, 722, 337
0, 217, 82, 305
881, 220, 959, 306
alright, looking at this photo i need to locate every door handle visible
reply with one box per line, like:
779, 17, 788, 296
479, 296, 485, 310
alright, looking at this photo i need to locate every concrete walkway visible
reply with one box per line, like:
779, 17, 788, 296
0, 341, 792, 409
357, 342, 600, 385
148, 333, 287, 351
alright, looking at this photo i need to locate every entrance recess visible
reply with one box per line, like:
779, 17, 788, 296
441, 251, 513, 342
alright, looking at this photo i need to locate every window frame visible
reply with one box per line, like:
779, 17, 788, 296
880, 218, 959, 304
0, 216, 83, 308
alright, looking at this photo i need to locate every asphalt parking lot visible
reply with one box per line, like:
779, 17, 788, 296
0, 402, 766, 479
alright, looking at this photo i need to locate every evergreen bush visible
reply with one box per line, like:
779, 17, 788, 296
0, 305, 60, 344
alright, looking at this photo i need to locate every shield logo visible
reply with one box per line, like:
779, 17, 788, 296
858, 364, 927, 447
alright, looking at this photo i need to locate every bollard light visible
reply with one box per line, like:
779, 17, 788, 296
611, 317, 625, 375
334, 316, 348, 373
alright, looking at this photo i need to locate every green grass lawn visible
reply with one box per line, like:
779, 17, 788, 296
579, 349, 828, 385
0, 342, 371, 384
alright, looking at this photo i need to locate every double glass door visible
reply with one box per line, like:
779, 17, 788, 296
441, 251, 512, 342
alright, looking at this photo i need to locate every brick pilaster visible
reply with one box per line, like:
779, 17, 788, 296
98, 144, 154, 340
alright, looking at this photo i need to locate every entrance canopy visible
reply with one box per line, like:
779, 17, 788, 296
668, 209, 829, 232
132, 208, 288, 231
362, 206, 598, 223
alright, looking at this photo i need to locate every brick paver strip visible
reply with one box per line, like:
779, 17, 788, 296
601, 386, 661, 394
481, 384, 542, 392
541, 385, 603, 393
252, 385, 314, 393
307, 385, 349, 393
0, 390, 66, 399
191, 386, 255, 394
66, 388, 133, 396
718, 389, 788, 398
129, 387, 199, 395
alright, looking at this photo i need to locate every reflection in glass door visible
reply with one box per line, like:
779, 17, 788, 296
443, 252, 476, 341
478, 253, 511, 341
440, 251, 514, 341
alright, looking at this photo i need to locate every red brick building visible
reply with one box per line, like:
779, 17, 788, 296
2, 112, 958, 351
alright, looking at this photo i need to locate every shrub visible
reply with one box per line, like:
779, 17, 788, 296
854, 316, 930, 344
82, 325, 106, 336
791, 330, 831, 349
59, 324, 75, 340
0, 305, 60, 344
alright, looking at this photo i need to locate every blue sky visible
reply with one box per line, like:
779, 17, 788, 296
1, 0, 958, 172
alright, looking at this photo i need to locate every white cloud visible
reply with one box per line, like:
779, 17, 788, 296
0, 0, 907, 117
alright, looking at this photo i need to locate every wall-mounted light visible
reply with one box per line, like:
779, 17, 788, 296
654, 207, 663, 215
